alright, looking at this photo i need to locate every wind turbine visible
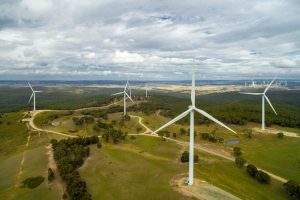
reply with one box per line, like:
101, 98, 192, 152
111, 82, 134, 115
240, 77, 277, 131
126, 81, 132, 98
28, 83, 42, 112
154, 64, 236, 186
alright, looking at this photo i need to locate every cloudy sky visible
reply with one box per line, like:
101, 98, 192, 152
0, 0, 300, 80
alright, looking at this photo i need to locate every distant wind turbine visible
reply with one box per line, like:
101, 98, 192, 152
111, 82, 134, 115
240, 77, 277, 131
28, 83, 42, 112
154, 64, 236, 186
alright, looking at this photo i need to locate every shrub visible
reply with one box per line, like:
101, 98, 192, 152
180, 151, 189, 163
97, 143, 102, 149
283, 180, 300, 199
180, 151, 199, 163
233, 147, 242, 157
246, 164, 258, 177
48, 168, 54, 182
22, 176, 45, 189
277, 132, 284, 139
201, 133, 209, 140
173, 133, 177, 138
256, 170, 271, 184
130, 135, 136, 140
235, 157, 246, 168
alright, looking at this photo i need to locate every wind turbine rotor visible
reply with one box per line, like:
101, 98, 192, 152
125, 92, 134, 103
264, 77, 277, 94
111, 91, 124, 96
193, 107, 237, 134
28, 93, 34, 103
154, 108, 193, 133
264, 95, 277, 115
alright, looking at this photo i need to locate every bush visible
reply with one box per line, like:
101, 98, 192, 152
180, 151, 199, 163
181, 151, 189, 163
277, 132, 284, 139
48, 168, 54, 182
235, 157, 246, 168
22, 176, 45, 189
130, 135, 136, 140
246, 164, 258, 177
283, 180, 300, 200
173, 133, 177, 138
256, 170, 271, 184
233, 147, 242, 157
201, 133, 209, 140
97, 143, 102, 149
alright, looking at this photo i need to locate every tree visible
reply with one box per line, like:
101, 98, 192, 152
201, 133, 209, 140
48, 168, 54, 182
173, 133, 177, 138
283, 180, 300, 199
136, 127, 142, 133
277, 132, 284, 139
246, 164, 258, 177
180, 128, 186, 136
180, 151, 189, 163
233, 147, 242, 157
235, 157, 246, 168
245, 129, 253, 139
256, 170, 270, 184
180, 151, 199, 163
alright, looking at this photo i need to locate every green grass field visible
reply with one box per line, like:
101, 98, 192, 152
79, 136, 289, 200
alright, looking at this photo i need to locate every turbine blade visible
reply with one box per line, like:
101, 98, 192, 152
191, 61, 195, 106
111, 91, 124, 96
125, 92, 134, 103
154, 108, 192, 133
264, 95, 277, 115
264, 77, 277, 93
194, 107, 237, 134
28, 93, 33, 103
34, 90, 42, 93
28, 82, 34, 92
240, 92, 263, 95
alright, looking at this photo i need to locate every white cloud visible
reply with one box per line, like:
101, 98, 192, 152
112, 50, 144, 63
0, 0, 299, 80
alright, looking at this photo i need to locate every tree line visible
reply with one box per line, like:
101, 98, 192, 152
50, 136, 101, 200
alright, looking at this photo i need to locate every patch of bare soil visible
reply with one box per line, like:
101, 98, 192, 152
14, 133, 31, 187
46, 145, 65, 199
171, 174, 240, 200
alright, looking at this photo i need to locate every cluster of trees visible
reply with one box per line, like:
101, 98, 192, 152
283, 180, 300, 200
22, 176, 45, 189
102, 128, 127, 144
246, 164, 270, 184
201, 132, 224, 143
42, 111, 73, 126
135, 94, 300, 129
81, 105, 123, 119
51, 136, 101, 200
93, 120, 113, 131
72, 116, 95, 126
180, 151, 199, 163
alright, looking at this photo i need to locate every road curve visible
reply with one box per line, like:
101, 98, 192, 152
28, 107, 288, 183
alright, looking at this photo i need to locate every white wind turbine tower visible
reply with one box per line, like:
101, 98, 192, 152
154, 64, 236, 186
240, 77, 277, 131
111, 82, 134, 115
28, 83, 42, 112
